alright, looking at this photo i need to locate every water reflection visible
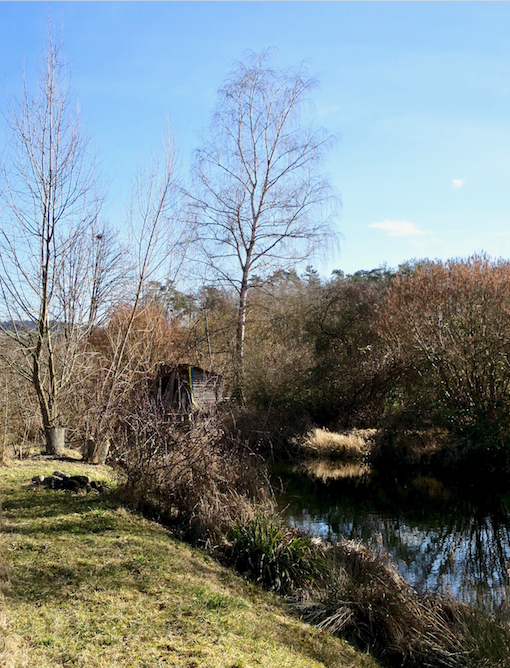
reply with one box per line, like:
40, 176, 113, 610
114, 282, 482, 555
276, 463, 510, 609
301, 459, 371, 481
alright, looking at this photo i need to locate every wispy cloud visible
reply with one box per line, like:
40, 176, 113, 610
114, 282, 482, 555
369, 220, 429, 237
452, 179, 465, 189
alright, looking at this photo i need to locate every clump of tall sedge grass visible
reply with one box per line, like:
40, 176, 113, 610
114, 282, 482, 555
301, 539, 510, 668
230, 515, 325, 594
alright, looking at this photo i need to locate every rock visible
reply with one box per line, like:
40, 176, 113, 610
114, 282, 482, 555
71, 475, 90, 486
43, 475, 64, 488
30, 472, 103, 494
53, 470, 71, 479
63, 478, 81, 492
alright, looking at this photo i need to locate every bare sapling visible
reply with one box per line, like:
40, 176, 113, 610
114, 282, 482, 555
83, 131, 189, 463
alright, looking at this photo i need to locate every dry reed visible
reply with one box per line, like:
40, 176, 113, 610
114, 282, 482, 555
300, 428, 376, 459
299, 539, 510, 668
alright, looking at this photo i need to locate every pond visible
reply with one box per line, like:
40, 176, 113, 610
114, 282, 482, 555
274, 460, 510, 610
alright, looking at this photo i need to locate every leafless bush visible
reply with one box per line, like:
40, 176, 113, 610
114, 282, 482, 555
380, 255, 510, 447
0, 358, 42, 461
111, 395, 272, 545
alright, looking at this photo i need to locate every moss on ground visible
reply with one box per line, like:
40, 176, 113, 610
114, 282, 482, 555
0, 458, 380, 668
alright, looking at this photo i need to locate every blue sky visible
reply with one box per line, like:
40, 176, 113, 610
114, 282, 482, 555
1, 2, 510, 276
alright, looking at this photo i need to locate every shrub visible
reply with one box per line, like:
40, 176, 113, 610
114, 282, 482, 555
111, 394, 271, 545
380, 254, 510, 460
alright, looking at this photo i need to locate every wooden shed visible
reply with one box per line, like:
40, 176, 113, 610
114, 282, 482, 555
156, 364, 223, 413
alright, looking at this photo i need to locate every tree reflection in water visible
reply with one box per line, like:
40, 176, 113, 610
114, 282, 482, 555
276, 463, 510, 610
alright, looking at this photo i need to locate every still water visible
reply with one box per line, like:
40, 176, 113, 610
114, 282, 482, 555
275, 461, 510, 609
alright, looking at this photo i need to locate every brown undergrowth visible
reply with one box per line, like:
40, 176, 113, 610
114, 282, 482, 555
226, 513, 510, 668
111, 397, 273, 546
297, 540, 510, 668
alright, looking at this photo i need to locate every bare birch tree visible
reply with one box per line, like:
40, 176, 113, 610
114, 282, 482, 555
190, 49, 338, 398
0, 32, 116, 453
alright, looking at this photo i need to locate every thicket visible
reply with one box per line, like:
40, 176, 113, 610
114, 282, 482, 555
4, 253, 510, 476
195, 255, 510, 474
378, 254, 510, 472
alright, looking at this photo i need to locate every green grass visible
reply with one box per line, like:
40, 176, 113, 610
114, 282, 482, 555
0, 458, 381, 668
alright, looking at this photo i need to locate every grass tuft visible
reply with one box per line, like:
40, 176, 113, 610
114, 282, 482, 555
300, 428, 376, 460
230, 515, 324, 594
301, 540, 510, 668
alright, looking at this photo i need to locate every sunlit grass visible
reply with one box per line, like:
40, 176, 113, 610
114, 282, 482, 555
0, 459, 380, 668
300, 428, 376, 459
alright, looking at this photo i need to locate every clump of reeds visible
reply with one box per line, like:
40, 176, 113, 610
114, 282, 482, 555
230, 515, 325, 594
304, 540, 461, 667
300, 428, 376, 459
298, 539, 510, 668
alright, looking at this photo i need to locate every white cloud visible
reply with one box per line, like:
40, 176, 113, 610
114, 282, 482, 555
369, 220, 429, 237
452, 179, 465, 189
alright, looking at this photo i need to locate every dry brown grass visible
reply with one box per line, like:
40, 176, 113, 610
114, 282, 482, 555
113, 403, 272, 545
300, 539, 510, 668
0, 632, 25, 668
300, 428, 376, 459
303, 540, 460, 667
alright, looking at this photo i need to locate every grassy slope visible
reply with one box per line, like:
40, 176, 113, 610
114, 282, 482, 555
0, 458, 380, 668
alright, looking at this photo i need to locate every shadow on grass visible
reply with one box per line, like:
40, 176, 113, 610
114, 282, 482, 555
3, 487, 118, 522
10, 554, 156, 602
1, 474, 382, 668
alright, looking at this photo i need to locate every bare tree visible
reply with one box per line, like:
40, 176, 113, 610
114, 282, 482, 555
190, 49, 339, 398
0, 31, 116, 453
82, 134, 188, 463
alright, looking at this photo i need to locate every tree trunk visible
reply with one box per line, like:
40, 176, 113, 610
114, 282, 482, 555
234, 279, 249, 403
83, 437, 110, 465
45, 427, 65, 456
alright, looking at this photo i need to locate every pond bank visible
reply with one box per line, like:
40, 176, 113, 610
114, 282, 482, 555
0, 457, 380, 668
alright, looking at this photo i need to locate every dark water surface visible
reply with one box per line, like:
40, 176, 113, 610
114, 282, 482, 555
274, 461, 510, 608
